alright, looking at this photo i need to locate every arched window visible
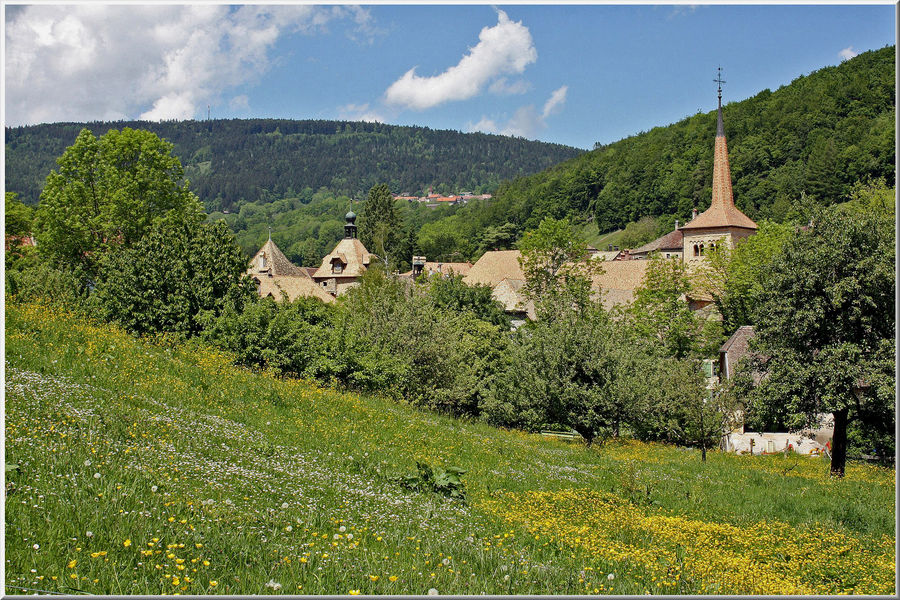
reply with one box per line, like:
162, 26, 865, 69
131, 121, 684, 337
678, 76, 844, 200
699, 243, 705, 256
693, 244, 700, 257
258, 254, 267, 270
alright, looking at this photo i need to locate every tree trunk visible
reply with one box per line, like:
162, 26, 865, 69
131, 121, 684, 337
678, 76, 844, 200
830, 407, 849, 477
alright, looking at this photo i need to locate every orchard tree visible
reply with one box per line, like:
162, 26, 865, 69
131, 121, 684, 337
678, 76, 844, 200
517, 216, 601, 318
740, 204, 894, 476
34, 128, 202, 277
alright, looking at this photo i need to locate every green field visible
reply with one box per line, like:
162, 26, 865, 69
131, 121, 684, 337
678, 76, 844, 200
5, 301, 895, 595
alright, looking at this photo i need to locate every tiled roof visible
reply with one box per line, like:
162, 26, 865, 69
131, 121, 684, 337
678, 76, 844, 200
463, 250, 525, 287
254, 273, 335, 304
631, 229, 684, 254
248, 239, 309, 278
401, 261, 474, 278
590, 260, 650, 309
313, 237, 373, 279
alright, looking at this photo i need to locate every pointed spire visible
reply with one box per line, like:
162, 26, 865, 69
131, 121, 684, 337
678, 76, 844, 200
681, 69, 757, 232
715, 66, 726, 138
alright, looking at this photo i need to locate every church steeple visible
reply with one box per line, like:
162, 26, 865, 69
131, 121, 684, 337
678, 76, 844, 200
681, 68, 757, 233
710, 67, 735, 213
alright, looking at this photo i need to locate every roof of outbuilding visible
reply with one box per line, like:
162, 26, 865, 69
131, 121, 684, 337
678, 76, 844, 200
254, 273, 335, 304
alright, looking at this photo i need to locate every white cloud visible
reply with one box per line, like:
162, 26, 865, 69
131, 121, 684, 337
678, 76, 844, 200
229, 95, 250, 111
384, 9, 537, 110
489, 77, 531, 96
5, 4, 373, 124
838, 46, 858, 61
541, 85, 568, 119
468, 85, 568, 140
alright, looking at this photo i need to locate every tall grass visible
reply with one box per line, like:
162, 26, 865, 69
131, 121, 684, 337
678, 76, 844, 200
5, 301, 895, 595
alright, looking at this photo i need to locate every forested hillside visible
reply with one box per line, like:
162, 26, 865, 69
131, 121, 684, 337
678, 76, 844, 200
5, 119, 582, 210
419, 45, 894, 259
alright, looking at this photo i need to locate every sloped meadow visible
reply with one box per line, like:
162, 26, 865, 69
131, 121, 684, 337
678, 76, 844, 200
5, 301, 895, 595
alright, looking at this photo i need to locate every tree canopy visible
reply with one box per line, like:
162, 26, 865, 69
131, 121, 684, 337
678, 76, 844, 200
34, 127, 202, 277
737, 203, 895, 475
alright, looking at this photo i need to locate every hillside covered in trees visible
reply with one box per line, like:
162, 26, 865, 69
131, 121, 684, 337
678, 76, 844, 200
5, 119, 582, 211
419, 45, 895, 259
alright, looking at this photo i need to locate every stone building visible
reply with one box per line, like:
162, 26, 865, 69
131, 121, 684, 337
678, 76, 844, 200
247, 237, 334, 303
312, 211, 376, 297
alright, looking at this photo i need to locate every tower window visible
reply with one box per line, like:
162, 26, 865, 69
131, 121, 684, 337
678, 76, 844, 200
699, 243, 705, 256
693, 244, 700, 257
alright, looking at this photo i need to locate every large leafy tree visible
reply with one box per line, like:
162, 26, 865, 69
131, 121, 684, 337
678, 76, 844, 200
34, 128, 202, 278
95, 218, 254, 338
739, 204, 895, 476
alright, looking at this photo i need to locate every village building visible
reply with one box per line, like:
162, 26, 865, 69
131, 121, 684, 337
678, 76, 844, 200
311, 210, 376, 297
247, 237, 334, 304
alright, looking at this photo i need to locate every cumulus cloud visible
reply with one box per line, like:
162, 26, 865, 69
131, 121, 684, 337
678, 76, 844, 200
468, 85, 568, 139
384, 9, 537, 110
5, 4, 372, 124
838, 46, 858, 61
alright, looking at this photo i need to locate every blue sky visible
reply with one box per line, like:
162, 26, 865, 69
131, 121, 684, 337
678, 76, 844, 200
5, 3, 895, 149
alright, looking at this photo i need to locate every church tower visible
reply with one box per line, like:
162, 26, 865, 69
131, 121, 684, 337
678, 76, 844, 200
680, 69, 758, 263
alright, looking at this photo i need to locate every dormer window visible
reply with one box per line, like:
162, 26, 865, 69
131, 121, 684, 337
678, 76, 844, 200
332, 260, 343, 274
258, 254, 267, 270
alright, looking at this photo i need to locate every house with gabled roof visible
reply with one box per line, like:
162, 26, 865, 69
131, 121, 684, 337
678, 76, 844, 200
248, 237, 334, 304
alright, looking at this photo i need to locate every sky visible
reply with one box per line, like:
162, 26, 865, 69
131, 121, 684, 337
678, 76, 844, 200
3, 2, 896, 149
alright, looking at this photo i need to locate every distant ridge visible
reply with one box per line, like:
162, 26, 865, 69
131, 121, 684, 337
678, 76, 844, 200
5, 119, 584, 210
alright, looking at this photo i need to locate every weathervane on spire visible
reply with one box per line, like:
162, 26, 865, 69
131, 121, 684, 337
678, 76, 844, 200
714, 66, 726, 101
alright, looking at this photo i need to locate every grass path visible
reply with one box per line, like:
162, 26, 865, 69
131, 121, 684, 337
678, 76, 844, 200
4, 301, 895, 595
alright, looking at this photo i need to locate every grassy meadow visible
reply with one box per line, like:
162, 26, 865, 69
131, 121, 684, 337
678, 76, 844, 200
4, 300, 896, 595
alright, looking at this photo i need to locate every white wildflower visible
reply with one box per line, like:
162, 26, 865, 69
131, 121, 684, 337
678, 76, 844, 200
608, 573, 615, 581
442, 558, 450, 566
83, 460, 91, 466
338, 526, 346, 533
32, 544, 39, 550
285, 526, 293, 533
93, 472, 101, 479
265, 579, 282, 591
86, 531, 94, 538
346, 533, 353, 540
428, 588, 439, 595
150, 486, 158, 493
281, 502, 289, 509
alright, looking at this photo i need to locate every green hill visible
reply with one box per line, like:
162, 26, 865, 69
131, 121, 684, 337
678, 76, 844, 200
4, 119, 583, 211
423, 45, 895, 259
5, 301, 895, 595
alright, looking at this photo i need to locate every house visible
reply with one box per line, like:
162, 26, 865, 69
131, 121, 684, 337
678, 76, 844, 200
311, 210, 376, 297
247, 238, 334, 304
719, 325, 756, 380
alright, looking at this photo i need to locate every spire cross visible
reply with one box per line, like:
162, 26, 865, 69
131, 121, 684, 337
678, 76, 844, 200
267, 225, 271, 241
714, 66, 726, 101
